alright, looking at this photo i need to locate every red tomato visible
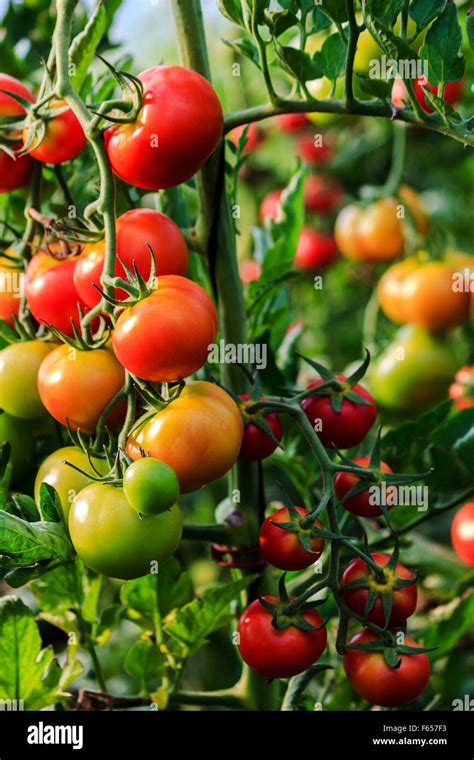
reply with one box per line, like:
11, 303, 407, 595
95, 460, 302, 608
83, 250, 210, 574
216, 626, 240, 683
23, 99, 86, 164
0, 73, 35, 193
229, 123, 260, 153
341, 553, 417, 627
335, 456, 393, 517
297, 134, 333, 166
237, 596, 327, 678
451, 502, 474, 567
104, 65, 223, 190
295, 227, 338, 271
112, 275, 218, 382
344, 629, 430, 707
304, 174, 343, 215
239, 259, 261, 284
259, 189, 283, 224
449, 366, 474, 411
74, 209, 188, 308
25, 251, 89, 336
275, 112, 309, 133
259, 506, 325, 571
301, 375, 377, 448
392, 76, 464, 114
238, 394, 283, 461
0, 250, 23, 325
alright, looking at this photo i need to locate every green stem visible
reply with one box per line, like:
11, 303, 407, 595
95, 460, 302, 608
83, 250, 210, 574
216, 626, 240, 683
182, 523, 231, 543
381, 122, 407, 196
344, 0, 359, 107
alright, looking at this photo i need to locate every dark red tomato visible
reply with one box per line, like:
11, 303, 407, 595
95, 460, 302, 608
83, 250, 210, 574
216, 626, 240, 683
304, 174, 343, 215
449, 366, 474, 411
259, 189, 283, 224
237, 596, 327, 679
260, 506, 325, 571
0, 73, 35, 193
392, 76, 464, 114
104, 65, 223, 190
335, 456, 393, 517
275, 112, 309, 133
341, 553, 417, 627
25, 251, 89, 336
229, 123, 260, 153
238, 394, 283, 462
301, 375, 377, 449
451, 502, 474, 567
239, 259, 261, 284
74, 208, 189, 308
294, 227, 338, 271
344, 629, 430, 707
297, 134, 333, 166
23, 99, 86, 164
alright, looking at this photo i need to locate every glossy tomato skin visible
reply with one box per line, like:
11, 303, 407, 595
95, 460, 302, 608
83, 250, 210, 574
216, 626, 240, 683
260, 506, 325, 571
275, 112, 309, 133
449, 366, 474, 411
0, 251, 23, 324
25, 252, 89, 336
304, 175, 343, 215
297, 134, 333, 166
301, 375, 377, 449
259, 189, 283, 224
37, 345, 125, 433
0, 74, 35, 193
335, 456, 393, 517
392, 76, 464, 114
69, 483, 183, 580
238, 394, 283, 462
104, 66, 223, 190
344, 629, 430, 707
24, 100, 86, 164
74, 209, 189, 308
123, 458, 180, 516
0, 412, 35, 482
112, 275, 218, 382
341, 553, 417, 627
237, 597, 327, 679
0, 340, 53, 419
34, 446, 109, 520
451, 503, 474, 567
126, 381, 243, 493
295, 228, 338, 271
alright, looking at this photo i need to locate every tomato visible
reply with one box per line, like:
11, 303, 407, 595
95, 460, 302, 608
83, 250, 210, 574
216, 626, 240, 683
353, 29, 382, 73
368, 325, 459, 412
275, 112, 309, 133
23, 99, 86, 164
25, 251, 90, 336
238, 394, 283, 462
74, 208, 189, 308
259, 189, 283, 224
237, 597, 327, 679
259, 506, 325, 571
296, 134, 333, 166
0, 73, 35, 193
301, 375, 377, 449
0, 412, 35, 482
0, 251, 23, 325
123, 458, 179, 516
335, 456, 393, 518
104, 65, 223, 190
69, 482, 183, 580
229, 123, 260, 153
37, 344, 125, 433
304, 175, 343, 215
344, 630, 430, 707
378, 258, 471, 332
0, 340, 52, 419
239, 259, 261, 284
126, 380, 243, 493
451, 502, 474, 567
392, 76, 464, 114
34, 446, 109, 520
449, 366, 474, 411
341, 553, 417, 627
294, 227, 338, 271
112, 275, 218, 382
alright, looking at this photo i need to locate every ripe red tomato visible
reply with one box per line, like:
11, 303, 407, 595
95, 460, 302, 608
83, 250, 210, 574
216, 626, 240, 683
0, 73, 35, 193
237, 597, 327, 678
259, 506, 325, 571
451, 502, 474, 567
74, 208, 189, 308
0, 250, 23, 324
344, 629, 430, 707
449, 367, 474, 411
275, 112, 309, 133
229, 123, 260, 153
25, 251, 90, 336
341, 553, 417, 627
239, 259, 261, 284
335, 456, 393, 517
392, 76, 464, 114
23, 99, 86, 164
104, 65, 223, 190
238, 394, 282, 461
112, 275, 218, 382
259, 189, 283, 224
301, 375, 377, 448
37, 344, 125, 433
297, 134, 333, 166
294, 227, 338, 271
304, 174, 343, 215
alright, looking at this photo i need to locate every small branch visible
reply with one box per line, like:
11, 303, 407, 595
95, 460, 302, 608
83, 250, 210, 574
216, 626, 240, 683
344, 0, 359, 107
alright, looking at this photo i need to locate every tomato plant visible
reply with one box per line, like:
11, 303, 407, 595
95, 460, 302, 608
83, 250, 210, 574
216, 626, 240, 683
0, 73, 35, 193
259, 506, 325, 571
123, 458, 180, 516
294, 228, 338, 272
23, 99, 86, 164
238, 394, 283, 462
0, 340, 52, 419
335, 456, 393, 517
451, 503, 474, 567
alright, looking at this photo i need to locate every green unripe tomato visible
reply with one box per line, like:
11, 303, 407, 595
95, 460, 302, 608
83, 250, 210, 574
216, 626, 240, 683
0, 340, 53, 419
123, 457, 180, 515
0, 412, 35, 482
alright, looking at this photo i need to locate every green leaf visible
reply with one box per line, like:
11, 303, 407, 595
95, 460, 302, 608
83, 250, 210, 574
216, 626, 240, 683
422, 593, 474, 661
8, 494, 40, 522
69, 1, 107, 92
275, 46, 323, 83
121, 558, 193, 624
313, 33, 347, 81
409, 0, 447, 31
264, 9, 298, 37
38, 483, 61, 523
217, 0, 244, 26
310, 8, 332, 34
420, 3, 465, 84
467, 12, 474, 51
124, 639, 164, 693
355, 73, 392, 100
320, 0, 348, 23
223, 37, 261, 69
82, 576, 102, 624
0, 512, 74, 566
30, 565, 78, 613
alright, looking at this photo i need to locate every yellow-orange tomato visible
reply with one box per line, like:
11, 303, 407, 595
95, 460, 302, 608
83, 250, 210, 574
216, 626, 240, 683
0, 250, 23, 325
126, 380, 243, 493
377, 258, 419, 324
398, 185, 430, 235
